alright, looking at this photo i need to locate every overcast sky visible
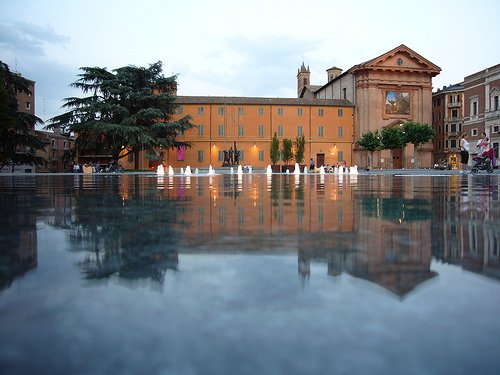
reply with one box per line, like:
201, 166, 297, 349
1, 0, 499, 126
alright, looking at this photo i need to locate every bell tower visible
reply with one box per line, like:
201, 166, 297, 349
297, 62, 310, 97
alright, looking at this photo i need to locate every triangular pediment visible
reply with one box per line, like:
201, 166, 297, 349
352, 44, 441, 76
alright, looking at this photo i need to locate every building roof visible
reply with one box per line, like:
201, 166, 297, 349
317, 44, 441, 93
432, 82, 464, 95
175, 95, 354, 107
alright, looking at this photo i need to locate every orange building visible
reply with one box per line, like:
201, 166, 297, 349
158, 96, 354, 170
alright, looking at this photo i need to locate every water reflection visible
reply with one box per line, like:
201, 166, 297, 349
0, 174, 499, 294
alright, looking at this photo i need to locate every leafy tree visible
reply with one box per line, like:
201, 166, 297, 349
0, 61, 46, 171
282, 138, 294, 165
294, 134, 306, 164
269, 133, 280, 165
356, 130, 381, 167
380, 126, 406, 151
402, 121, 434, 167
46, 61, 194, 163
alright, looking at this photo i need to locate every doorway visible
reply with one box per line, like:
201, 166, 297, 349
317, 153, 325, 168
392, 149, 402, 169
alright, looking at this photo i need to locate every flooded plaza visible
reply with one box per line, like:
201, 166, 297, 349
1, 171, 500, 375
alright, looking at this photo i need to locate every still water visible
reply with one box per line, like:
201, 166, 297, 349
1, 172, 499, 375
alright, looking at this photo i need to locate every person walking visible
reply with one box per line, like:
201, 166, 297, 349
309, 158, 315, 171
459, 132, 470, 173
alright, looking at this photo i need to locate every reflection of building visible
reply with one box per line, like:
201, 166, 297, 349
431, 175, 500, 280
432, 83, 464, 167
0, 193, 37, 290
302, 44, 441, 169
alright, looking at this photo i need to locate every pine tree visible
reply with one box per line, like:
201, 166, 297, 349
46, 61, 194, 162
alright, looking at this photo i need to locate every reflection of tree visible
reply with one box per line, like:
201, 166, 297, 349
361, 196, 432, 221
51, 176, 180, 285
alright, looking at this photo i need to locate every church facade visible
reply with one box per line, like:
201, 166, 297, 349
299, 44, 441, 169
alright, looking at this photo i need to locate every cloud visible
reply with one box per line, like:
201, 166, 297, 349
0, 21, 69, 57
181, 35, 325, 98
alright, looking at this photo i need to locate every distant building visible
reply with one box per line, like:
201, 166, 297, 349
35, 128, 74, 173
0, 74, 37, 174
462, 64, 500, 157
119, 97, 355, 171
432, 83, 464, 168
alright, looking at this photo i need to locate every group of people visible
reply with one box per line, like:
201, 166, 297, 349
71, 161, 124, 173
459, 132, 494, 173
309, 158, 348, 173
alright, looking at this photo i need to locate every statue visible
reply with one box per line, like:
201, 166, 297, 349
228, 147, 234, 164
233, 142, 240, 165
222, 150, 230, 166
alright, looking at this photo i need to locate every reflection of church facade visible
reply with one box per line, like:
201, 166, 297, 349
148, 44, 440, 171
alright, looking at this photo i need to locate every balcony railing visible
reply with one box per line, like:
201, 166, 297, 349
448, 102, 461, 108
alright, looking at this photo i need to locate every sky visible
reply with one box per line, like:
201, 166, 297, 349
1, 0, 499, 126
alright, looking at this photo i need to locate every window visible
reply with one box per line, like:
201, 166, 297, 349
438, 112, 442, 121
470, 98, 478, 117
342, 88, 346, 99
297, 108, 303, 116
338, 125, 343, 137
51, 139, 56, 147
278, 125, 283, 137
493, 95, 499, 111
258, 150, 264, 161
452, 109, 458, 118
238, 124, 244, 136
338, 151, 343, 161
218, 151, 223, 161
218, 106, 224, 115
128, 153, 134, 162
297, 125, 303, 136
277, 108, 283, 116
258, 124, 264, 137
318, 126, 324, 137
197, 125, 204, 136
493, 125, 500, 133
450, 123, 457, 133
25, 102, 31, 110
238, 107, 244, 116
450, 139, 457, 148
338, 109, 343, 117
471, 128, 478, 137
258, 107, 264, 116
198, 107, 204, 115
177, 106, 183, 114
218, 124, 225, 136
197, 150, 204, 162
318, 108, 324, 117
239, 151, 244, 161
